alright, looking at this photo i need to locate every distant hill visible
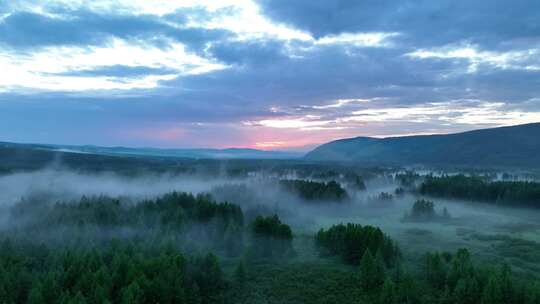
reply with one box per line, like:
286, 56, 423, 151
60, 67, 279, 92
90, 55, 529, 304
304, 123, 540, 168
0, 142, 302, 160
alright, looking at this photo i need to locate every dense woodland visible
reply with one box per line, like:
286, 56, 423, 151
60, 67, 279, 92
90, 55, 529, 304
249, 215, 294, 259
1, 189, 540, 303
402, 199, 451, 222
420, 175, 540, 208
365, 192, 396, 209
395, 171, 422, 188
2, 159, 540, 302
13, 192, 244, 230
311, 171, 368, 191
3, 234, 540, 303
279, 179, 349, 201
315, 223, 400, 266
0, 241, 227, 304
9, 192, 245, 256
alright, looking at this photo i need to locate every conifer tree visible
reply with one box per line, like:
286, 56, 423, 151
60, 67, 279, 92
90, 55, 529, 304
234, 260, 247, 288
379, 278, 396, 304
121, 281, 144, 304
481, 275, 504, 304
360, 249, 377, 291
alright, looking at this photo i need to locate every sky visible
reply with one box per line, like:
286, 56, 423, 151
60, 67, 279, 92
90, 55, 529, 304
0, 0, 539, 151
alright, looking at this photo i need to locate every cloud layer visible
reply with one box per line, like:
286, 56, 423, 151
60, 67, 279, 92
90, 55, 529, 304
1, 0, 539, 150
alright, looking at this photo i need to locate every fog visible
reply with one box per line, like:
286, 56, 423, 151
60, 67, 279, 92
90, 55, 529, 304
0, 169, 231, 206
2, 166, 540, 275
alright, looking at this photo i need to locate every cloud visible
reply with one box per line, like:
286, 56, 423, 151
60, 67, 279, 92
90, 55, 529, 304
0, 11, 162, 48
209, 38, 288, 65
0, 8, 231, 52
255, 0, 540, 48
0, 38, 227, 91
168, 41, 462, 110
0, 0, 539, 148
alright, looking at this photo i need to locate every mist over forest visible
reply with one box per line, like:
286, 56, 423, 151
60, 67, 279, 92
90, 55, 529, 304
2, 145, 540, 303
2, 0, 540, 302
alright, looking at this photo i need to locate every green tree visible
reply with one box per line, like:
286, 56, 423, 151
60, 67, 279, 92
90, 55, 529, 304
452, 277, 480, 304
68, 292, 87, 304
447, 248, 474, 290
379, 278, 396, 304
499, 263, 514, 303
374, 250, 387, 287
481, 275, 504, 304
250, 215, 293, 259
360, 249, 384, 292
121, 281, 144, 304
395, 272, 419, 303
424, 252, 446, 289
27, 283, 45, 304
234, 260, 247, 289
524, 282, 540, 304
224, 223, 244, 257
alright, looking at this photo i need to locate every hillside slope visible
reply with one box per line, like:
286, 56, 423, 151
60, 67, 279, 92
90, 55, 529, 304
304, 123, 540, 168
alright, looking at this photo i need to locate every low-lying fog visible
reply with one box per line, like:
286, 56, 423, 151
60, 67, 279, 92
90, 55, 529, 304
0, 169, 228, 205
2, 167, 540, 274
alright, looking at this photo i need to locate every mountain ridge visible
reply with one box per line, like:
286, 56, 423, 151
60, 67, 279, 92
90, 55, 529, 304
304, 123, 540, 168
0, 142, 303, 160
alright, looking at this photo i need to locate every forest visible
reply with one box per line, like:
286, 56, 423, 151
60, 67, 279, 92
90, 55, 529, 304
0, 242, 227, 304
402, 199, 451, 222
1, 157, 540, 303
420, 175, 540, 208
3, 202, 540, 303
279, 179, 349, 201
2, 186, 540, 303
315, 223, 400, 265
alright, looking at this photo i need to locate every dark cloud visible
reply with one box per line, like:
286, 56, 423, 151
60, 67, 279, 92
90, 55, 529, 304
209, 39, 288, 65
0, 9, 231, 52
0, 11, 162, 47
255, 0, 540, 48
458, 67, 540, 103
171, 41, 466, 108
157, 35, 540, 131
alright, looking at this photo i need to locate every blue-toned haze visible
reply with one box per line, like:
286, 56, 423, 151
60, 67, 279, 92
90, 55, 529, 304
1, 0, 539, 150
